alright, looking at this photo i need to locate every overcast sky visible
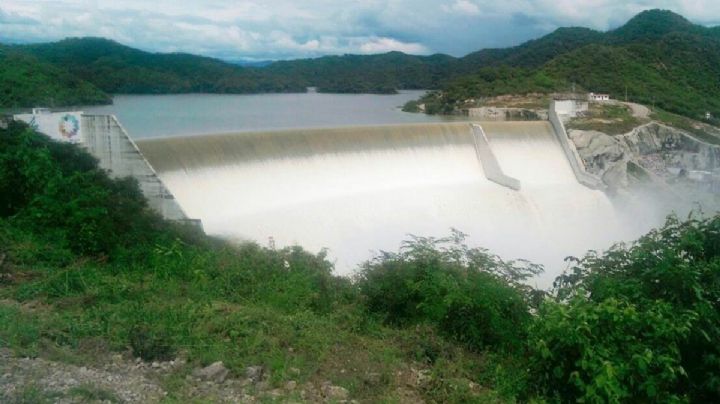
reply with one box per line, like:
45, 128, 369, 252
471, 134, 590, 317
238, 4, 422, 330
2, 1, 720, 61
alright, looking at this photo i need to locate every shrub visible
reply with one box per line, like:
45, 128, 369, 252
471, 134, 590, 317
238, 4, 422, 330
528, 296, 694, 402
531, 215, 720, 402
357, 231, 538, 350
1, 121, 182, 259
128, 324, 175, 362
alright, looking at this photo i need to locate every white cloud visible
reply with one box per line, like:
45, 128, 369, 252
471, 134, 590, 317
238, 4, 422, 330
1, 1, 720, 60
444, 0, 480, 16
358, 37, 429, 54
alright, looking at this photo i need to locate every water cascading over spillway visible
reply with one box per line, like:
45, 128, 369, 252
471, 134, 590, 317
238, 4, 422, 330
136, 121, 632, 286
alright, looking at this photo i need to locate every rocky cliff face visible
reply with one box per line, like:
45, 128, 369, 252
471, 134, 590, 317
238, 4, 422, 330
568, 123, 720, 198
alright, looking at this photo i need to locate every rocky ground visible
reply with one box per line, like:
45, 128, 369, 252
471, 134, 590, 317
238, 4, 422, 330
0, 346, 365, 403
0, 337, 448, 404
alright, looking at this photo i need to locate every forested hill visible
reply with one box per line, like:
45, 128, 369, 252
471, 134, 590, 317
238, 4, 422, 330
18, 37, 306, 95
419, 9, 720, 121
3, 9, 720, 119
0, 45, 111, 109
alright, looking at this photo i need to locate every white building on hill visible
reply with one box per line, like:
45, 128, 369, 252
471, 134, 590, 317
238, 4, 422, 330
588, 92, 610, 101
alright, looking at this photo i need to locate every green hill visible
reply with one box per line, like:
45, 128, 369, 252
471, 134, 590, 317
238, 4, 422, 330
19, 37, 305, 95
0, 45, 111, 109
417, 9, 720, 120
264, 51, 457, 93
608, 9, 701, 43
459, 27, 605, 70
3, 9, 720, 120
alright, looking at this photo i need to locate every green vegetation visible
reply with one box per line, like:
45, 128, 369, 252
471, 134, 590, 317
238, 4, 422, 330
567, 103, 645, 135
4, 9, 720, 122
20, 37, 306, 96
3, 120, 720, 402
651, 107, 720, 145
413, 10, 720, 122
419, 67, 568, 114
264, 52, 456, 94
0, 121, 506, 402
537, 215, 720, 402
0, 46, 110, 109
357, 231, 542, 352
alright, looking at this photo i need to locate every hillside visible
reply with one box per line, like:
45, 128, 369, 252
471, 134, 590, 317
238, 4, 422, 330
417, 10, 720, 121
0, 46, 111, 109
458, 27, 605, 70
264, 51, 457, 93
3, 9, 720, 119
17, 37, 306, 96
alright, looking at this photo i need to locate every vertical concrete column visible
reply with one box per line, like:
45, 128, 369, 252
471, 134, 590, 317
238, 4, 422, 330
548, 101, 605, 190
470, 124, 521, 190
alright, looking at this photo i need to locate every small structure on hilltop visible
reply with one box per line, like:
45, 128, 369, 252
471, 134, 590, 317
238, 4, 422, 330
588, 92, 610, 102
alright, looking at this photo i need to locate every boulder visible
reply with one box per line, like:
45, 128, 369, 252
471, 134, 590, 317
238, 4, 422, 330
192, 361, 229, 383
322, 382, 349, 401
245, 365, 265, 383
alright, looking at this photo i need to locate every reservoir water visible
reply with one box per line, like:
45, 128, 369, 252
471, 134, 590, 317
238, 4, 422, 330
83, 91, 457, 139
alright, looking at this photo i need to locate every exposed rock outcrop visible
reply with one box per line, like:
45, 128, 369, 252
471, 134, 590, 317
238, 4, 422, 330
568, 122, 720, 195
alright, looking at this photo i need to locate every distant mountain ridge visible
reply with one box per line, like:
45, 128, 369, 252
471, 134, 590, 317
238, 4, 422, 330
2, 8, 719, 119
19, 37, 306, 95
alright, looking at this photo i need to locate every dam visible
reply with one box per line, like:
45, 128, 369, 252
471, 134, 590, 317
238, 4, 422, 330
136, 121, 636, 286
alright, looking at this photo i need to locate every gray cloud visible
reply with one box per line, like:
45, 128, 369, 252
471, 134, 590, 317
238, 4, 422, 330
1, 1, 719, 61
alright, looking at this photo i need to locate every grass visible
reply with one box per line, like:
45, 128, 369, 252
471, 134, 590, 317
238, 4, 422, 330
8, 385, 64, 404
68, 385, 122, 403
565, 101, 720, 144
0, 121, 519, 402
567, 102, 645, 135
0, 226, 503, 402
5, 121, 718, 402
650, 108, 720, 145
480, 94, 552, 110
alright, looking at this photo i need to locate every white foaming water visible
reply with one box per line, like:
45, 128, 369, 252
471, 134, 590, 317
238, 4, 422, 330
137, 122, 643, 287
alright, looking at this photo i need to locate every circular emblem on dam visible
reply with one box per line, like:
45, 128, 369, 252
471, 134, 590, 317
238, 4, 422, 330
58, 114, 80, 139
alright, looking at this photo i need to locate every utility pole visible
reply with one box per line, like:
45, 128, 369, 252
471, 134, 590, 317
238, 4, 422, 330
625, 86, 628, 102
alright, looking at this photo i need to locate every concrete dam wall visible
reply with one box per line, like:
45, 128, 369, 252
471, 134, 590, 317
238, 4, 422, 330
14, 110, 195, 225
81, 115, 192, 223
137, 121, 639, 286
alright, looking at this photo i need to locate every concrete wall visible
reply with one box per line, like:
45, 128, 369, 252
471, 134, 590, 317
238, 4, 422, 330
81, 115, 196, 225
470, 124, 521, 190
553, 100, 588, 118
465, 107, 548, 121
548, 101, 605, 190
14, 110, 84, 144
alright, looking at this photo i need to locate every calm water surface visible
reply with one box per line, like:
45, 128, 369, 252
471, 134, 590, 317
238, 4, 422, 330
82, 91, 461, 138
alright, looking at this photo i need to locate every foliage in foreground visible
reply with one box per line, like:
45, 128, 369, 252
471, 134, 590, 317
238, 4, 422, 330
358, 231, 542, 351
529, 215, 720, 403
1, 122, 720, 402
0, 122, 503, 402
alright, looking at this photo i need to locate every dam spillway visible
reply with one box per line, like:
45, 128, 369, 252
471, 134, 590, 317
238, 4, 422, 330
136, 121, 630, 286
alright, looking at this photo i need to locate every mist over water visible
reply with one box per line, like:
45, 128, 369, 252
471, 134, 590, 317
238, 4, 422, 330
137, 121, 655, 288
